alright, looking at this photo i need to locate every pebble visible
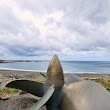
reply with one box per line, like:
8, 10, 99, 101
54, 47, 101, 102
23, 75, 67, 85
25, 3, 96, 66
0, 94, 46, 110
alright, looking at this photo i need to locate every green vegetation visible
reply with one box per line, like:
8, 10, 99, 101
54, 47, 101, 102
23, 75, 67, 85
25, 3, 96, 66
85, 78, 110, 92
36, 79, 45, 83
0, 88, 19, 95
0, 78, 44, 95
0, 78, 110, 95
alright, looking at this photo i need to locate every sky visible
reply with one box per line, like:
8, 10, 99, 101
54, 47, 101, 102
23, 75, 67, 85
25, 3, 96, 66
0, 0, 110, 61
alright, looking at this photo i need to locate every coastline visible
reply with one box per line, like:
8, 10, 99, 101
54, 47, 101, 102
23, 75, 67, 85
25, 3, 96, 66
0, 69, 110, 93
0, 69, 110, 90
0, 69, 110, 91
0, 69, 110, 109
0, 69, 110, 80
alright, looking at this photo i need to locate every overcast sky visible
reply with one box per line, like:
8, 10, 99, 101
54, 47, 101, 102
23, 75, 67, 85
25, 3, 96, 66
0, 0, 110, 60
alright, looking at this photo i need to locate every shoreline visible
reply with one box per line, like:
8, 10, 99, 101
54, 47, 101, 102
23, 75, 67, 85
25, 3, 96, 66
0, 69, 110, 109
0, 67, 110, 74
0, 69, 110, 93
0, 69, 110, 90
0, 69, 110, 80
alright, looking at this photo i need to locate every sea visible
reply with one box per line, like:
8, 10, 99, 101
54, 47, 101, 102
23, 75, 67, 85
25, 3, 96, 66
0, 61, 110, 73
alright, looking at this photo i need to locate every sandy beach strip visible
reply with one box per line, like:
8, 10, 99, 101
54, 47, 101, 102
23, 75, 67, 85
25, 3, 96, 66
0, 69, 110, 79
0, 69, 110, 89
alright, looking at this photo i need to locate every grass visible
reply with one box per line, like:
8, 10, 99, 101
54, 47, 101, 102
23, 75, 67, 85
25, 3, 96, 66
85, 78, 110, 92
0, 78, 110, 95
0, 88, 19, 95
0, 78, 44, 95
36, 79, 45, 83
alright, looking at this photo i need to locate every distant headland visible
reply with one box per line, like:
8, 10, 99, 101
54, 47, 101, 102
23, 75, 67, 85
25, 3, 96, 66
0, 59, 43, 63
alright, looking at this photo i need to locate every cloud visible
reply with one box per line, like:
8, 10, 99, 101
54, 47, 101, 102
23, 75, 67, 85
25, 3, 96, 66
0, 0, 110, 60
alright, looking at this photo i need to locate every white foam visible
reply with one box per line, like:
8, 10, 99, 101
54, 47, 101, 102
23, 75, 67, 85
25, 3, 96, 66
0, 67, 46, 72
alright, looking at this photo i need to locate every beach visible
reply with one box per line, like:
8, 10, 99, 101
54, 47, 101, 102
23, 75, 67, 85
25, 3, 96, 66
0, 69, 110, 89
0, 70, 110, 110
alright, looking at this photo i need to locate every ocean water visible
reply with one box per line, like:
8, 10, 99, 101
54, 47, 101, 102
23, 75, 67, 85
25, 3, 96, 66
0, 61, 110, 73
